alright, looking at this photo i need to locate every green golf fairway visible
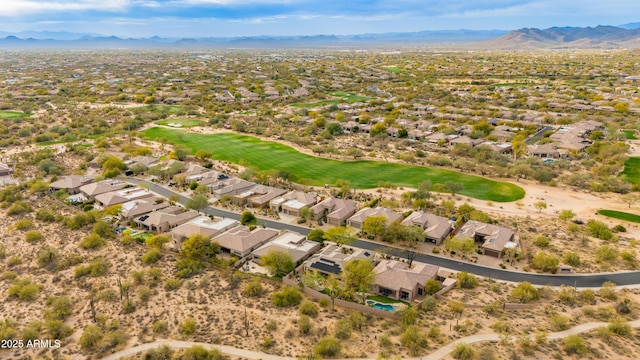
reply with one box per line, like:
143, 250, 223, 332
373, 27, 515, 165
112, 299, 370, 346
597, 210, 640, 223
142, 128, 525, 202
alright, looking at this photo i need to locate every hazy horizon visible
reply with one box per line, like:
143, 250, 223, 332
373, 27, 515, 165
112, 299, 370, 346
0, 0, 637, 38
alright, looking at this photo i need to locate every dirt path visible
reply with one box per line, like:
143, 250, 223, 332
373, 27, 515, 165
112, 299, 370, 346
102, 320, 640, 360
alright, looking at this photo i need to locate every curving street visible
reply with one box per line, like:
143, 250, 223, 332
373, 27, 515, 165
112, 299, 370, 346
128, 178, 640, 288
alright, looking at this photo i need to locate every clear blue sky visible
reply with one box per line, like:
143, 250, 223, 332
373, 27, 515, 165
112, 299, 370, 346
0, 0, 638, 38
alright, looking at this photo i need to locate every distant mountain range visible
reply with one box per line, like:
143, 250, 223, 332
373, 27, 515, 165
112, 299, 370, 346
1, 25, 640, 49
480, 25, 640, 49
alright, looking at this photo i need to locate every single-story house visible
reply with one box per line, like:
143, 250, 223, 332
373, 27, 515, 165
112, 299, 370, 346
119, 197, 170, 221
208, 177, 256, 199
135, 207, 199, 233
270, 191, 318, 216
94, 187, 154, 208
79, 180, 128, 198
401, 211, 454, 245
456, 220, 517, 258
212, 226, 279, 258
372, 259, 439, 302
347, 207, 403, 230
125, 156, 158, 169
528, 143, 560, 159
303, 243, 376, 276
50, 175, 94, 195
252, 231, 322, 265
230, 185, 287, 208
171, 216, 239, 245
311, 197, 358, 226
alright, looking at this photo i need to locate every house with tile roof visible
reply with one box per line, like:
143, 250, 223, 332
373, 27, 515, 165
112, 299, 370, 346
372, 259, 439, 302
212, 226, 279, 258
270, 191, 318, 217
311, 197, 358, 226
457, 220, 517, 258
347, 207, 403, 230
252, 231, 322, 265
401, 211, 454, 245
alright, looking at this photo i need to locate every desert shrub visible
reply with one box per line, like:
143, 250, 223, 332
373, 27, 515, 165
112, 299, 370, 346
452, 343, 475, 360
36, 209, 56, 222
621, 249, 637, 262
596, 245, 618, 263
7, 256, 22, 267
182, 345, 223, 360
164, 278, 181, 291
400, 307, 419, 328
549, 313, 571, 331
74, 258, 109, 278
612, 224, 627, 233
456, 272, 479, 289
608, 318, 632, 336
45, 296, 73, 321
347, 311, 367, 331
533, 235, 550, 247
599, 281, 618, 300
314, 336, 342, 358
179, 318, 196, 335
141, 249, 162, 264
152, 320, 169, 335
421, 296, 437, 312
511, 282, 540, 303
243, 278, 264, 297
79, 325, 104, 351
586, 220, 614, 241
334, 319, 351, 340
7, 201, 32, 215
15, 219, 33, 230
298, 315, 312, 336
400, 325, 428, 356
532, 251, 559, 273
24, 230, 44, 243
138, 286, 152, 302
21, 322, 42, 342
300, 301, 319, 318
563, 334, 588, 355
563, 251, 581, 267
79, 233, 106, 250
45, 319, 73, 339
7, 278, 43, 301
272, 286, 301, 307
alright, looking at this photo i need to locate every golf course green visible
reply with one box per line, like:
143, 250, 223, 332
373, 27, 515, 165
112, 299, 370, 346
142, 128, 525, 202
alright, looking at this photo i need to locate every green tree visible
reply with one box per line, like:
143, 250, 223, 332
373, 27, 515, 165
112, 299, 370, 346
146, 234, 170, 250
362, 215, 387, 240
534, 201, 547, 213
445, 181, 464, 196
424, 279, 441, 295
342, 259, 375, 304
260, 250, 295, 277
186, 194, 209, 213
323, 226, 357, 246
240, 210, 257, 226
307, 228, 325, 242
324, 275, 344, 311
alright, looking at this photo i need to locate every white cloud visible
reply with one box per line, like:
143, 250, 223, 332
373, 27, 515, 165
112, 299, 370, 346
0, 0, 130, 17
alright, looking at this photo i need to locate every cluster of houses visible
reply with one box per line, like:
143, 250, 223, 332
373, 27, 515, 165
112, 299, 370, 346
48, 167, 519, 303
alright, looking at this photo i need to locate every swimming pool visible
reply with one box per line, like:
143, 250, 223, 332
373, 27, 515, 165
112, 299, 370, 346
366, 300, 395, 312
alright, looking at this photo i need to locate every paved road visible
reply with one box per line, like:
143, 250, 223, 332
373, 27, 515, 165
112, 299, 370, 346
128, 178, 640, 288
102, 320, 640, 360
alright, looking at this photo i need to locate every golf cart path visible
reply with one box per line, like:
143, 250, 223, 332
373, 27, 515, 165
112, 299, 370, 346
102, 319, 640, 360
